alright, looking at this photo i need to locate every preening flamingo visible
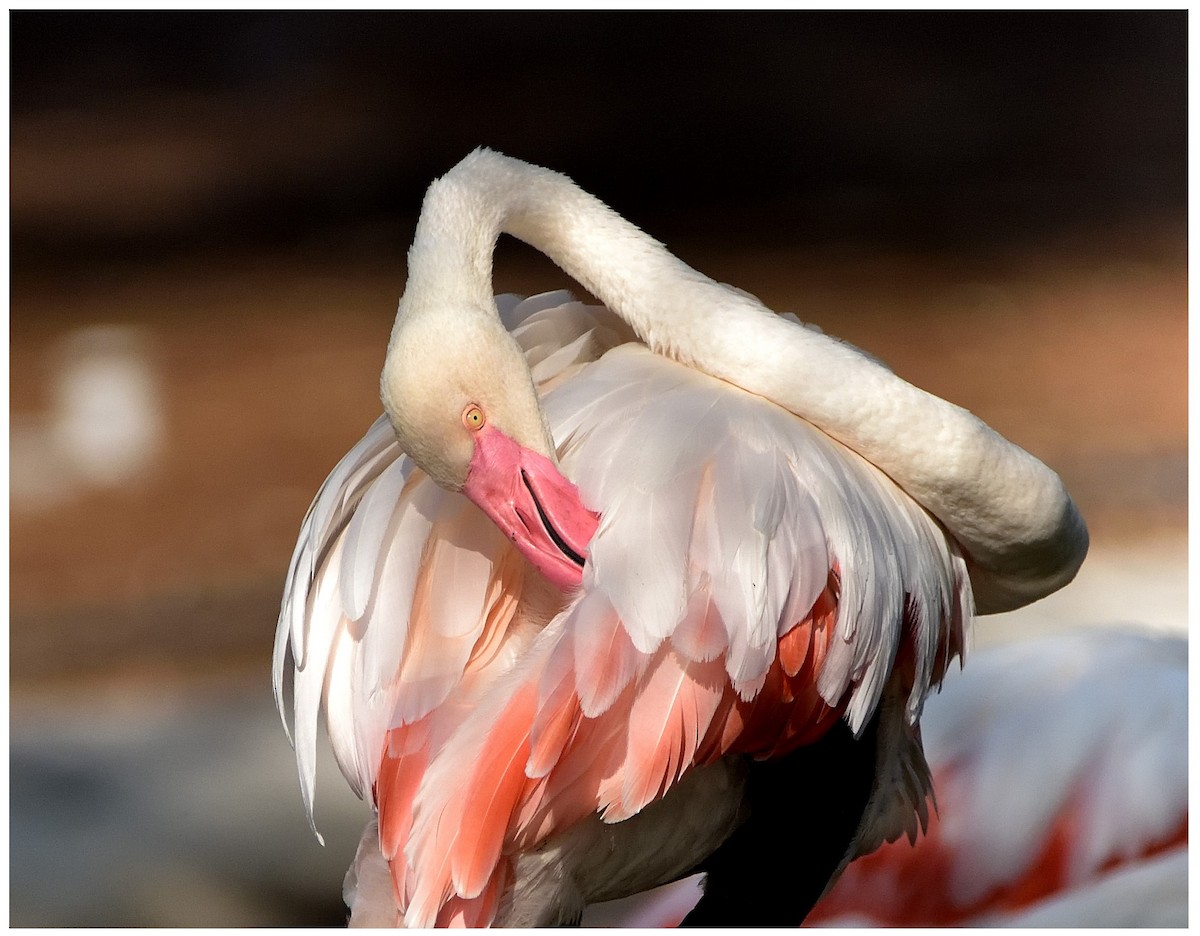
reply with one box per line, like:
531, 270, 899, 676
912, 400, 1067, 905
273, 150, 1088, 926
805, 628, 1187, 927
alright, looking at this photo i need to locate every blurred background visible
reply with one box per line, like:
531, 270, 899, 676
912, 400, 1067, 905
9, 11, 1186, 926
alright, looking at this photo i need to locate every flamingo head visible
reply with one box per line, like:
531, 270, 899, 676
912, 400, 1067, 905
380, 298, 599, 590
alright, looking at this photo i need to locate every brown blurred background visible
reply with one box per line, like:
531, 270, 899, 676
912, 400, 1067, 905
9, 11, 1186, 926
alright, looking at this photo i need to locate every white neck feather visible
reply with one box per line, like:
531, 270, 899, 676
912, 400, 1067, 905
403, 148, 1087, 613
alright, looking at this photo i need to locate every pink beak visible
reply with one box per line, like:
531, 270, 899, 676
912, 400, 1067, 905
462, 426, 600, 590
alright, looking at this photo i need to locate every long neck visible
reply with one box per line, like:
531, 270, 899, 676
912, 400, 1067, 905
410, 149, 1087, 613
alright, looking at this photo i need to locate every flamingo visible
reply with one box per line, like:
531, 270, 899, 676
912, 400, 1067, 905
805, 628, 1187, 927
273, 149, 1088, 926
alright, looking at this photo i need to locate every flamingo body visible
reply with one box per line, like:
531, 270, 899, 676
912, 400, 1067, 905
280, 293, 969, 925
274, 151, 1087, 926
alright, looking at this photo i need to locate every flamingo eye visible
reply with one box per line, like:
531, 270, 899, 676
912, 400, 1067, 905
462, 404, 486, 431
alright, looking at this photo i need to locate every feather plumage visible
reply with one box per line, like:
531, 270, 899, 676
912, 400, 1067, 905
388, 333, 969, 923
280, 289, 973, 925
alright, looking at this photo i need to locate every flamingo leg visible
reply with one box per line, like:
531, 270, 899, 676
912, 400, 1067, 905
681, 711, 880, 926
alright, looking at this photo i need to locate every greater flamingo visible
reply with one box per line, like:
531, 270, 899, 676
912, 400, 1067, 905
806, 628, 1187, 927
273, 150, 1088, 926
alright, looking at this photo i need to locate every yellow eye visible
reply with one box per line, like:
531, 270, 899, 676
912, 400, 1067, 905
462, 404, 486, 431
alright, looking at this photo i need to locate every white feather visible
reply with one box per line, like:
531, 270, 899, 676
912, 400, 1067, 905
292, 535, 348, 843
499, 289, 578, 329
282, 414, 396, 671
340, 455, 414, 623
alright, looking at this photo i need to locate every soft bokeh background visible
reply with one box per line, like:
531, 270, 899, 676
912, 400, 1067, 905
9, 11, 1187, 926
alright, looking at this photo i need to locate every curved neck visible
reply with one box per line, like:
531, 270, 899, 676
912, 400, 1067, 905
407, 150, 1087, 613
406, 150, 707, 346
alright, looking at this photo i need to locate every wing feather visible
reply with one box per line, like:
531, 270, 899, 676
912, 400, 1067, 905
612, 649, 726, 821
498, 289, 577, 329
292, 535, 348, 842
570, 589, 645, 718
285, 414, 395, 671
357, 471, 434, 700
340, 455, 414, 622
